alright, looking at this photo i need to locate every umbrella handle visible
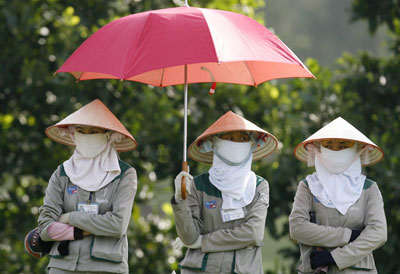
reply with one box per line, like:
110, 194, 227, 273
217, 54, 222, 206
181, 161, 189, 200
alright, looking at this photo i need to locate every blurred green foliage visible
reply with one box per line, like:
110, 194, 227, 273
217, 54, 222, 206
350, 0, 400, 56
0, 0, 399, 273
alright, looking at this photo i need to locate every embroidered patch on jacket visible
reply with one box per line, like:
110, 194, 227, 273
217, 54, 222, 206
205, 200, 217, 209
67, 185, 78, 195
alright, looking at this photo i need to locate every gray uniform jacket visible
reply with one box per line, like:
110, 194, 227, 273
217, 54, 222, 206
172, 172, 269, 274
38, 160, 137, 273
289, 178, 387, 274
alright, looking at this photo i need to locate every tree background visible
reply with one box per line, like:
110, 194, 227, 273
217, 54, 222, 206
0, 0, 399, 273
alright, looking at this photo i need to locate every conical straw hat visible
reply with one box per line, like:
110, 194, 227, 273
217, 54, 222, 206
45, 99, 137, 152
294, 117, 383, 166
188, 111, 278, 164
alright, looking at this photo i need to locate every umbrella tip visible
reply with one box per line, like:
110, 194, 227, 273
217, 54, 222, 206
183, 0, 190, 7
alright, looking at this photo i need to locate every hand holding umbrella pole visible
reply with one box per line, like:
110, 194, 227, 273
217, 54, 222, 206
181, 161, 188, 200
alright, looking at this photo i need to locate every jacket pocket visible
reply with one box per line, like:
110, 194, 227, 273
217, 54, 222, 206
49, 241, 65, 259
348, 253, 375, 271
90, 235, 126, 263
179, 249, 209, 271
296, 243, 314, 273
234, 246, 263, 274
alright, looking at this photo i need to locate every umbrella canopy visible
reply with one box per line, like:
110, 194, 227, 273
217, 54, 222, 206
56, 6, 315, 199
56, 6, 314, 85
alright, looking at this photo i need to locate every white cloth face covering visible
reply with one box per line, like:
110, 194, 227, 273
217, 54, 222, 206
63, 130, 123, 192
318, 146, 358, 173
209, 137, 256, 209
306, 149, 366, 215
213, 137, 253, 166
74, 131, 109, 158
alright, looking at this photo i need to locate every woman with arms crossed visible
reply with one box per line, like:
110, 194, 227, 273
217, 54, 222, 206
289, 117, 387, 273
25, 99, 138, 274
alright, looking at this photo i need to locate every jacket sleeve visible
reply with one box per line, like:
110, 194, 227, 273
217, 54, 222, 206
331, 183, 387, 269
201, 181, 269, 253
289, 181, 352, 247
38, 167, 65, 241
172, 178, 204, 245
68, 168, 137, 238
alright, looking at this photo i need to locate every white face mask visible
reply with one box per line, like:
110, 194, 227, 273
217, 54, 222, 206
213, 137, 252, 166
74, 131, 109, 158
318, 146, 358, 173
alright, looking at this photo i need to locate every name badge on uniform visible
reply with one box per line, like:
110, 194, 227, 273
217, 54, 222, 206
221, 207, 245, 222
77, 202, 99, 214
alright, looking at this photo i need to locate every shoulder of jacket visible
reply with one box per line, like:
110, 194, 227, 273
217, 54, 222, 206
59, 164, 67, 177
113, 159, 135, 181
301, 179, 309, 188
299, 179, 313, 196
52, 165, 68, 189
118, 159, 133, 174
255, 175, 268, 187
194, 172, 222, 198
363, 178, 376, 190
256, 175, 266, 186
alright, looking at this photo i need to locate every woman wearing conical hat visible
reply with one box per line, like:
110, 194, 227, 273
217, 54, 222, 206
25, 99, 138, 273
289, 117, 387, 274
171, 111, 278, 274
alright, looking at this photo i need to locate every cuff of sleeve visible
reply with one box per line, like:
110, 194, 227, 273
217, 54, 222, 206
171, 196, 178, 205
171, 196, 186, 206
171, 199, 187, 213
74, 227, 84, 240
201, 234, 207, 253
330, 249, 343, 270
40, 223, 53, 242
68, 211, 78, 227
343, 228, 352, 245
331, 247, 351, 270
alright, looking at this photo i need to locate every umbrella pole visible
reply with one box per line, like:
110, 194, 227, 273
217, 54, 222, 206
181, 64, 189, 200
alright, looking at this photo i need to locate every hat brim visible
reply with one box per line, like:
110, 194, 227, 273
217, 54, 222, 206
188, 111, 278, 164
293, 117, 384, 166
45, 99, 138, 152
294, 138, 384, 166
189, 130, 278, 164
45, 124, 137, 152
